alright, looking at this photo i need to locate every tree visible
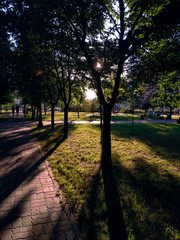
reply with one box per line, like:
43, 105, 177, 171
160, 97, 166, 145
129, 29, 180, 117
53, 1, 180, 239
57, 0, 180, 166
72, 88, 86, 118
90, 99, 99, 115
0, 6, 14, 106
150, 71, 180, 118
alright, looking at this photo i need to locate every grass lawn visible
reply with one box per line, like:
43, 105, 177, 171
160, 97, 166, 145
0, 111, 11, 118
27, 111, 180, 122
33, 122, 180, 240
27, 111, 141, 122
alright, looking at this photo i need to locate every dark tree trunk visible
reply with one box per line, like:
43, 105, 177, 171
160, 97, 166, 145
36, 106, 39, 118
101, 160, 127, 240
102, 106, 112, 166
100, 103, 103, 128
77, 108, 80, 118
51, 103, 55, 129
31, 104, 34, 120
44, 103, 46, 115
24, 104, 26, 118
37, 102, 43, 128
64, 104, 69, 139
169, 106, 173, 119
101, 106, 127, 240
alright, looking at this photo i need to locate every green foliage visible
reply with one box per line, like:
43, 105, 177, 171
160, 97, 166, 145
151, 71, 180, 109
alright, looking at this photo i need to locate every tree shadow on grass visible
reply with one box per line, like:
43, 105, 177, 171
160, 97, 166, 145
101, 160, 127, 240
79, 169, 104, 240
32, 124, 78, 157
81, 123, 179, 239
111, 123, 180, 164
79, 162, 127, 240
112, 153, 180, 239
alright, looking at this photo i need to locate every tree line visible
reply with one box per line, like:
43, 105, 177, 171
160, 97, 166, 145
1, 0, 179, 157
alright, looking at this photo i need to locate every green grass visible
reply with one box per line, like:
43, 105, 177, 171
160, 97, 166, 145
0, 111, 11, 118
27, 111, 140, 122
33, 123, 180, 240
27, 110, 180, 122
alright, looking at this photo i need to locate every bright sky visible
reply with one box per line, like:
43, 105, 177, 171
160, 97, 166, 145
85, 89, 97, 100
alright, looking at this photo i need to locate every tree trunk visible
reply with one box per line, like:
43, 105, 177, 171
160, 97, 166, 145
37, 102, 43, 128
24, 104, 26, 118
100, 103, 103, 128
31, 104, 35, 120
51, 103, 55, 129
44, 103, 47, 115
36, 106, 39, 118
64, 104, 69, 139
169, 106, 173, 119
102, 107, 112, 166
101, 106, 127, 240
77, 108, 80, 118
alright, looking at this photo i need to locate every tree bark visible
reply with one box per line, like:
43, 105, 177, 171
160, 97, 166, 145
102, 106, 112, 166
64, 104, 69, 139
36, 105, 39, 118
44, 103, 47, 115
169, 106, 173, 119
31, 104, 35, 120
24, 104, 26, 118
101, 106, 127, 240
37, 102, 43, 128
51, 103, 55, 129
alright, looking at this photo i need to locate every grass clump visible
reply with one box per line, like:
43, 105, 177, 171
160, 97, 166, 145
33, 123, 180, 240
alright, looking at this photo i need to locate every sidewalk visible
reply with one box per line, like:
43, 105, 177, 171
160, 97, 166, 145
0, 117, 80, 240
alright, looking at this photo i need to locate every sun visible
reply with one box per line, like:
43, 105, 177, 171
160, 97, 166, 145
96, 62, 101, 69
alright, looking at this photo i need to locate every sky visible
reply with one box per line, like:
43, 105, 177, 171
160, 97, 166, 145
85, 89, 97, 100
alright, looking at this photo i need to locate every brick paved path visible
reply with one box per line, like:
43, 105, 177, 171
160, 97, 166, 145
0, 117, 80, 240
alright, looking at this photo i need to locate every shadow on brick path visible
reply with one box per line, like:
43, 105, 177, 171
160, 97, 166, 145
0, 117, 81, 240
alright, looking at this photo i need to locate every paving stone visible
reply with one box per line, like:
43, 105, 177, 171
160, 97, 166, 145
12, 226, 32, 234
32, 213, 48, 220
42, 222, 53, 234
64, 230, 76, 239
54, 232, 66, 240
20, 210, 31, 217
33, 234, 51, 240
54, 223, 73, 232
48, 206, 62, 213
0, 117, 80, 240
32, 217, 50, 225
1, 223, 12, 230
21, 216, 32, 227
32, 224, 44, 236
11, 219, 22, 228
53, 198, 60, 204
0, 230, 13, 240
12, 231, 33, 239
38, 206, 48, 214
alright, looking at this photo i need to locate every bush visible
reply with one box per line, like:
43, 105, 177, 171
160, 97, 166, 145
121, 106, 130, 113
